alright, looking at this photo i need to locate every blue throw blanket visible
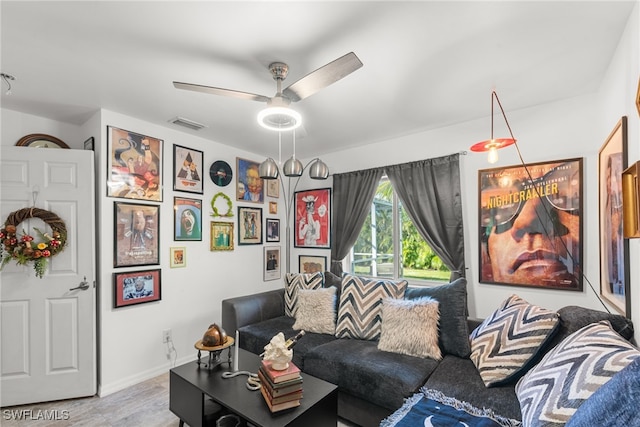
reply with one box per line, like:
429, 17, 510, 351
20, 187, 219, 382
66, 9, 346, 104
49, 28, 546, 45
380, 388, 522, 427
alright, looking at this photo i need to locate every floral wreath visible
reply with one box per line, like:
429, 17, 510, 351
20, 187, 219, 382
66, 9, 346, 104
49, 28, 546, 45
0, 208, 68, 278
210, 192, 234, 218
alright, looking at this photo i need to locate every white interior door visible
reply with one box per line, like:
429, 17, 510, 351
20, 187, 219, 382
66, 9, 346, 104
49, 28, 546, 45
0, 146, 96, 406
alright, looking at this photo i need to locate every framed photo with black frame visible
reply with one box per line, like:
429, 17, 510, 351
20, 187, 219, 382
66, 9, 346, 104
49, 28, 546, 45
113, 269, 161, 308
114, 201, 160, 267
173, 144, 203, 194
478, 158, 583, 291
106, 126, 163, 202
174, 197, 202, 241
238, 206, 262, 245
294, 188, 331, 248
266, 218, 280, 242
598, 116, 630, 317
299, 255, 327, 274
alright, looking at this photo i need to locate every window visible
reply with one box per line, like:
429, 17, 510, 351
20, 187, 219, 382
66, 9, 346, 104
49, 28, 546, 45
349, 177, 450, 282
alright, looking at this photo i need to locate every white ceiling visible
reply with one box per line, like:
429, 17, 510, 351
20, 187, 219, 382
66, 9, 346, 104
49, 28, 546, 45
1, 1, 636, 158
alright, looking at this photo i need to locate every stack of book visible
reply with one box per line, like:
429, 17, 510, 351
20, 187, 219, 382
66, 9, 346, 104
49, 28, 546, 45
258, 359, 303, 412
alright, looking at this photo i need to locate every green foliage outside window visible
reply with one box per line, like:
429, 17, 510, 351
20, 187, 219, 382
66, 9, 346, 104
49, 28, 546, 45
351, 179, 449, 281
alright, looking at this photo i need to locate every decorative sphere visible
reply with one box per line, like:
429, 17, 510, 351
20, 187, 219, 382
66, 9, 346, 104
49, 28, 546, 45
202, 323, 227, 347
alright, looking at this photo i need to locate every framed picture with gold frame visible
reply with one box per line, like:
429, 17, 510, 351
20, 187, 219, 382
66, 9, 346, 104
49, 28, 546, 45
210, 221, 234, 251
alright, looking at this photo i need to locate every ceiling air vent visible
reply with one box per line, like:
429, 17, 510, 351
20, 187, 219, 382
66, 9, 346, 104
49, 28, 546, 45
169, 116, 207, 131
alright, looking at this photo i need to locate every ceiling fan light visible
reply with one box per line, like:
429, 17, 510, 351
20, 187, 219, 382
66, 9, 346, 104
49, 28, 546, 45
259, 158, 279, 179
283, 156, 303, 177
309, 159, 329, 180
257, 106, 302, 131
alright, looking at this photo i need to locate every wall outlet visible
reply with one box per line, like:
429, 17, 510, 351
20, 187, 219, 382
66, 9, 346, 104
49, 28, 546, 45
162, 329, 172, 343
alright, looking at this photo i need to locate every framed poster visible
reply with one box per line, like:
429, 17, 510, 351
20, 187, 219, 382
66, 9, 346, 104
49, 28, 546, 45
107, 126, 163, 201
266, 218, 280, 242
114, 269, 161, 308
174, 197, 202, 241
83, 136, 94, 151
598, 117, 630, 317
478, 158, 583, 291
299, 255, 327, 274
294, 188, 331, 248
236, 157, 264, 203
269, 201, 278, 214
238, 206, 262, 245
210, 221, 234, 251
114, 202, 160, 267
170, 247, 186, 268
173, 144, 203, 194
264, 246, 281, 281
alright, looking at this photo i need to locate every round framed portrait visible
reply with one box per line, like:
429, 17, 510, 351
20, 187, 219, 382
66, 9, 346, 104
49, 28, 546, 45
15, 133, 70, 149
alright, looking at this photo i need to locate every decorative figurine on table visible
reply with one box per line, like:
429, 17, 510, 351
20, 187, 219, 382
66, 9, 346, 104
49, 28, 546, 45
262, 332, 293, 370
194, 323, 234, 369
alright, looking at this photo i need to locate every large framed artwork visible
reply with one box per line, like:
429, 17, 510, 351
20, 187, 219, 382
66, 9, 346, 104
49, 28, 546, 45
598, 117, 630, 317
236, 157, 264, 203
238, 206, 262, 245
113, 269, 161, 308
107, 126, 163, 201
173, 197, 202, 241
114, 202, 160, 267
173, 144, 203, 194
478, 158, 583, 291
294, 188, 331, 249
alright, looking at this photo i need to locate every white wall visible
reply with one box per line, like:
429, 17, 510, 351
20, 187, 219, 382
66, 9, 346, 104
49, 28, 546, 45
0, 107, 289, 396
323, 2, 640, 336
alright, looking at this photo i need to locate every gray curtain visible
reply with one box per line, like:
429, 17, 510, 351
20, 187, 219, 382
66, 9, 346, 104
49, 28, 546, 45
331, 168, 384, 275
384, 154, 465, 280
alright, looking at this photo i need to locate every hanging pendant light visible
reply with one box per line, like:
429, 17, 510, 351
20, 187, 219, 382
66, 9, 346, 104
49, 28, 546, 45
470, 91, 516, 163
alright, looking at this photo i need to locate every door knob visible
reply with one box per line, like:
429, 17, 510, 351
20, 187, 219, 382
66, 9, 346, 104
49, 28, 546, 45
70, 277, 90, 291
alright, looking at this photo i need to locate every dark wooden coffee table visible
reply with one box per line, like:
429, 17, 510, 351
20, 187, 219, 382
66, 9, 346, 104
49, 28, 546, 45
170, 348, 338, 427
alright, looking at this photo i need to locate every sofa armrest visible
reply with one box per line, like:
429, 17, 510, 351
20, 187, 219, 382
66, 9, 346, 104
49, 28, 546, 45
221, 289, 285, 334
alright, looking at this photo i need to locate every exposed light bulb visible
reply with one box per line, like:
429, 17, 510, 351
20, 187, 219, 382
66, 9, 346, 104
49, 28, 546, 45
487, 146, 499, 164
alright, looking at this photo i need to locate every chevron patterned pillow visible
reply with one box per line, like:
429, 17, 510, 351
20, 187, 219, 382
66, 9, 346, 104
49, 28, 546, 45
284, 272, 324, 317
516, 320, 640, 427
469, 294, 560, 387
335, 274, 408, 340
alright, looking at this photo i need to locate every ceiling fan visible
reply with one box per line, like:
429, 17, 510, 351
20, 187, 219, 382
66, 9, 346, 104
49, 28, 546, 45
173, 52, 363, 131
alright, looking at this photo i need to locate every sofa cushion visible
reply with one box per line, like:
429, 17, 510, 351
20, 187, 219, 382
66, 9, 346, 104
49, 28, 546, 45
378, 297, 442, 360
335, 274, 408, 340
423, 355, 522, 421
292, 287, 337, 335
565, 357, 640, 427
284, 272, 324, 317
304, 338, 439, 411
550, 305, 635, 348
404, 277, 470, 357
516, 320, 640, 427
469, 294, 559, 387
238, 316, 336, 369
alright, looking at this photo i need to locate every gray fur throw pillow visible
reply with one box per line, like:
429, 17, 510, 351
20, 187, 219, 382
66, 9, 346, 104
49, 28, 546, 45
292, 287, 337, 334
378, 297, 442, 360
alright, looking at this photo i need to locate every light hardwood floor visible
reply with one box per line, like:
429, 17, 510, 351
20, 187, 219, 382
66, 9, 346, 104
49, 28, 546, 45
1, 373, 357, 427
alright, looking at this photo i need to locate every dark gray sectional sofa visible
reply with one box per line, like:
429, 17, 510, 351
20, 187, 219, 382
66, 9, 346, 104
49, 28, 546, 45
221, 281, 635, 427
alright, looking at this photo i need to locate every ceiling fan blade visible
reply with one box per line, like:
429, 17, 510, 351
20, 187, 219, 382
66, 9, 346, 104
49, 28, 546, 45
283, 52, 363, 102
173, 81, 271, 103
